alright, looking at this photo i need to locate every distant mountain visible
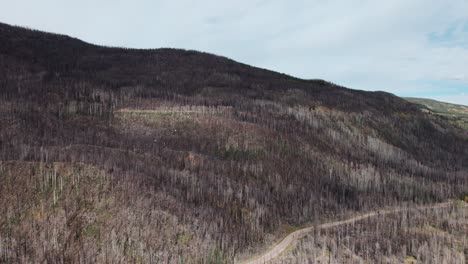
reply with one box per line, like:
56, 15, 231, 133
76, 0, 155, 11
0, 22, 467, 263
405, 97, 468, 129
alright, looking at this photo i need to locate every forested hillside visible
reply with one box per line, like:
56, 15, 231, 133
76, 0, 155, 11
0, 22, 467, 263
405, 97, 468, 130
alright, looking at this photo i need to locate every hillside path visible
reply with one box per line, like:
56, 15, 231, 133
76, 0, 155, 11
241, 201, 463, 264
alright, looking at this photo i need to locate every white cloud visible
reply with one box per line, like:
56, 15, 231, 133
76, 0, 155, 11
0, 0, 467, 104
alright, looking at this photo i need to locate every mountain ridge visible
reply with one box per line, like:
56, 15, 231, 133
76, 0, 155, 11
0, 21, 395, 96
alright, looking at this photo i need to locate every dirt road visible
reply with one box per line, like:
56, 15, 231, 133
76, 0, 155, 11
241, 201, 462, 264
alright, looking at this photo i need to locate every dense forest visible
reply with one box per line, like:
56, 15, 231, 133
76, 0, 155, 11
0, 22, 467, 263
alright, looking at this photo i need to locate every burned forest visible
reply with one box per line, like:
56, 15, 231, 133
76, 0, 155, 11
0, 22, 467, 263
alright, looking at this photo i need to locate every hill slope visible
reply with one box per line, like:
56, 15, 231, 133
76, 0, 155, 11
405, 97, 468, 129
0, 22, 467, 263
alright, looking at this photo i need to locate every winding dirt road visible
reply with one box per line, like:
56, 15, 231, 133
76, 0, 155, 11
241, 201, 462, 264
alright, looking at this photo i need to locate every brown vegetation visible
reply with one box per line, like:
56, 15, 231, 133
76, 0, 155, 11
275, 202, 467, 264
0, 22, 467, 263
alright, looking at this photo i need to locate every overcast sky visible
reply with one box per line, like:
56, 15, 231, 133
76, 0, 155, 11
1, 0, 467, 105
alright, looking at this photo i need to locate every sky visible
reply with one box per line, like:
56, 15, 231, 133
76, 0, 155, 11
1, 0, 467, 105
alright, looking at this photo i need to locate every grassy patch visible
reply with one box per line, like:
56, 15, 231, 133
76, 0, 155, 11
404, 255, 417, 264
280, 224, 301, 235
276, 141, 292, 155
117, 110, 195, 123
216, 147, 264, 161
454, 199, 465, 208
177, 232, 192, 246
204, 247, 227, 264
421, 225, 441, 233
83, 223, 100, 239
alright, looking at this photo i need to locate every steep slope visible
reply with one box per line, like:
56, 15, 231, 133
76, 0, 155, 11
0, 22, 467, 263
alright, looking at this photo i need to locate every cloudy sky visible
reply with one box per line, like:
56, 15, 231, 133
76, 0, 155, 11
1, 0, 467, 105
